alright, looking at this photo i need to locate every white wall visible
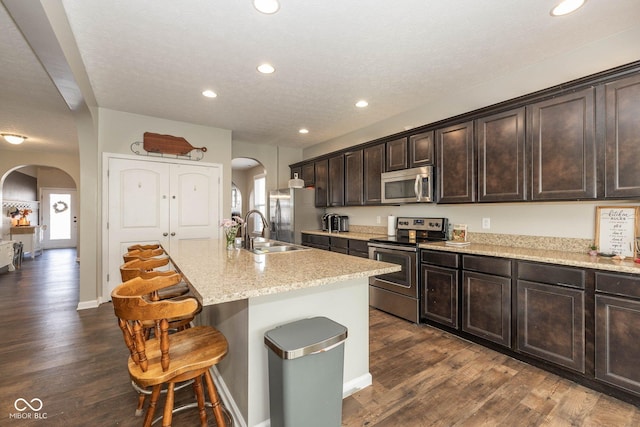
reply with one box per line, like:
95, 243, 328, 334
232, 141, 302, 191
328, 201, 640, 240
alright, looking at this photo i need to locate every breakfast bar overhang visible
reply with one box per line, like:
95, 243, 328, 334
168, 238, 400, 426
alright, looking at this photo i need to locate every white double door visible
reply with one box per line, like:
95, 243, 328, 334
105, 156, 222, 299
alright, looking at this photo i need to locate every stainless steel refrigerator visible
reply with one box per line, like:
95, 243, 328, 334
269, 187, 321, 244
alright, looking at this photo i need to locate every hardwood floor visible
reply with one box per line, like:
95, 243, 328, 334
343, 308, 640, 427
1, 249, 638, 426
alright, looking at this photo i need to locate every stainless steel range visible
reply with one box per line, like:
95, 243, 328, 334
368, 216, 448, 323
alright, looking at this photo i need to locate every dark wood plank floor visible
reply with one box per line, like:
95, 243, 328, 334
1, 249, 639, 426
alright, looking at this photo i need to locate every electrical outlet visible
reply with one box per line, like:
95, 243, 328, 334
376, 216, 381, 224
482, 217, 491, 229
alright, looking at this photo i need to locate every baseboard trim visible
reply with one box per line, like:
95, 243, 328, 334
76, 299, 99, 310
343, 372, 373, 398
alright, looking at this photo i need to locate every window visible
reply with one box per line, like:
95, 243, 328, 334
253, 174, 266, 234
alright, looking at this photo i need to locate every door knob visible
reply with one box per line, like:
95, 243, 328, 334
163, 232, 169, 237
170, 232, 176, 236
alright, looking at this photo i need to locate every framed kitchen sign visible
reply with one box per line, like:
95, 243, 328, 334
594, 206, 639, 257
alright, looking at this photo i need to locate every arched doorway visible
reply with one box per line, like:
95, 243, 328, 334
231, 157, 266, 234
2, 165, 78, 259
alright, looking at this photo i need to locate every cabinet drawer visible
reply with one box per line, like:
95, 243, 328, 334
421, 250, 459, 268
330, 246, 349, 254
348, 239, 369, 253
596, 272, 640, 299
330, 237, 349, 249
517, 262, 585, 289
463, 255, 511, 277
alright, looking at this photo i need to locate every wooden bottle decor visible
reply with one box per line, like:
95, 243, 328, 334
131, 132, 207, 160
143, 132, 207, 155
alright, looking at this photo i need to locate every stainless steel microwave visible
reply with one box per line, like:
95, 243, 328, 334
381, 166, 433, 204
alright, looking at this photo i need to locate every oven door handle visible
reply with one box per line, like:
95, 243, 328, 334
368, 243, 417, 252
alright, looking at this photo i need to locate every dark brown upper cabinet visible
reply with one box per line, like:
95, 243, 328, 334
604, 73, 640, 198
409, 130, 434, 167
344, 150, 364, 206
386, 137, 409, 171
528, 88, 596, 200
328, 154, 345, 207
301, 162, 315, 187
437, 121, 475, 203
476, 108, 526, 202
363, 143, 385, 205
314, 159, 328, 207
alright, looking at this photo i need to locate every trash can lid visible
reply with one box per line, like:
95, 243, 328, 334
264, 316, 348, 360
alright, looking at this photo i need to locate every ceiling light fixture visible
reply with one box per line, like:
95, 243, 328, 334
202, 90, 217, 98
355, 100, 368, 108
299, 128, 309, 134
550, 0, 586, 16
253, 0, 280, 14
257, 63, 275, 74
2, 134, 27, 145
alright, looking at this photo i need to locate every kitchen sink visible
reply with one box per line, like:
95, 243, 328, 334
248, 240, 310, 254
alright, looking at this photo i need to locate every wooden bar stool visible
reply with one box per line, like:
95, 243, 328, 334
127, 243, 162, 252
120, 257, 190, 301
112, 275, 229, 427
123, 248, 166, 263
116, 272, 201, 417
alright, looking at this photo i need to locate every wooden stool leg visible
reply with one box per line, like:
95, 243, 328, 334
162, 382, 175, 427
144, 385, 161, 427
135, 389, 146, 416
204, 370, 226, 427
193, 375, 208, 427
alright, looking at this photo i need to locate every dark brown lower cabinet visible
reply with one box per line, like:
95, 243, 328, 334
595, 272, 640, 397
421, 250, 459, 329
329, 236, 349, 254
463, 271, 511, 347
348, 239, 369, 258
301, 233, 329, 250
595, 295, 640, 396
517, 279, 585, 373
422, 265, 459, 329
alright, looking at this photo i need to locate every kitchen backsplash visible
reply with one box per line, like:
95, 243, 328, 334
467, 232, 592, 254
348, 225, 592, 254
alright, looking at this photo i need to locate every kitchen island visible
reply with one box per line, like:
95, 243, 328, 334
168, 238, 400, 427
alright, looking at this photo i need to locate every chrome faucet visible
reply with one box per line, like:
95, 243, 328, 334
244, 210, 270, 249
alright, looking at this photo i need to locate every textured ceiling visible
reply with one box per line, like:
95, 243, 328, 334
1, 0, 639, 155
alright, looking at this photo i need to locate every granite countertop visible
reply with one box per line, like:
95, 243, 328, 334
421, 241, 640, 275
168, 239, 400, 306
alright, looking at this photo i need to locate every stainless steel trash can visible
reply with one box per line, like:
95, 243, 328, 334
264, 316, 348, 427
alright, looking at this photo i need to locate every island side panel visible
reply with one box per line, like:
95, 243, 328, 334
198, 298, 250, 423
247, 277, 370, 427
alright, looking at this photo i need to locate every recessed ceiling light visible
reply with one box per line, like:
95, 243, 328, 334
1, 133, 27, 144
257, 63, 275, 74
202, 90, 217, 98
299, 128, 309, 134
550, 0, 586, 16
253, 0, 280, 14
355, 100, 369, 108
